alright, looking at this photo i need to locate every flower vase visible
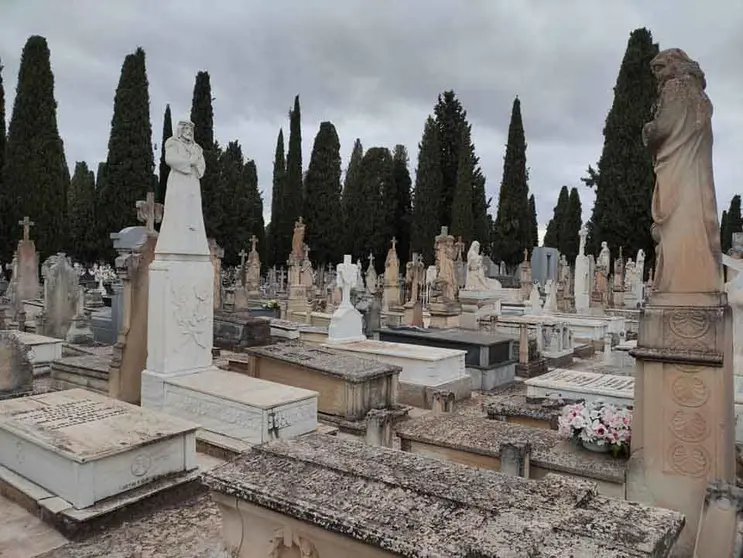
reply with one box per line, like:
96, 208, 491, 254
582, 440, 610, 454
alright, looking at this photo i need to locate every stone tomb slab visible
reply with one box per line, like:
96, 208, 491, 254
525, 368, 634, 407
10, 331, 63, 376
323, 339, 471, 409
234, 343, 400, 421
0, 389, 198, 510
147, 367, 319, 444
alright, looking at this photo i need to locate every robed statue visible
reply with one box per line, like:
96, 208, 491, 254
159, 119, 208, 255
643, 49, 721, 293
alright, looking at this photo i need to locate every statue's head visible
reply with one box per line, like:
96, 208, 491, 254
601, 241, 608, 249
469, 240, 480, 254
176, 120, 195, 142
651, 49, 706, 90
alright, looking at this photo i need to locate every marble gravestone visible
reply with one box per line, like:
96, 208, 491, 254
327, 255, 365, 344
141, 119, 318, 445
39, 253, 81, 340
628, 49, 735, 557
14, 217, 41, 306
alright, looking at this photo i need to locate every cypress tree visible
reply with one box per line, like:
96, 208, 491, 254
266, 129, 286, 268
244, 159, 266, 268
2, 36, 69, 259
283, 95, 303, 258
342, 138, 364, 255
493, 97, 530, 265
0, 58, 6, 258
190, 71, 222, 241
543, 186, 570, 248
411, 117, 444, 264
528, 194, 538, 251
68, 162, 97, 263
722, 195, 742, 253
356, 147, 394, 266
450, 127, 475, 245
217, 141, 246, 264
158, 104, 172, 204
304, 121, 342, 266
98, 47, 153, 256
391, 144, 412, 265
585, 28, 658, 264
472, 168, 490, 252
560, 187, 583, 262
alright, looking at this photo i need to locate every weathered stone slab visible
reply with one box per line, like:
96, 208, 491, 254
0, 389, 197, 509
50, 353, 112, 394
213, 311, 271, 351
236, 343, 399, 420
323, 339, 471, 408
525, 368, 634, 407
143, 367, 318, 444
0, 331, 33, 399
204, 434, 683, 557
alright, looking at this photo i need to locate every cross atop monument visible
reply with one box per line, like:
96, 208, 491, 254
368, 252, 375, 266
18, 216, 34, 242
297, 216, 303, 225
250, 234, 259, 253
391, 237, 397, 251
239, 249, 247, 267
135, 192, 164, 234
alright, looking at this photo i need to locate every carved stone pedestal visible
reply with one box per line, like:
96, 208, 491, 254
428, 301, 460, 329
628, 292, 735, 557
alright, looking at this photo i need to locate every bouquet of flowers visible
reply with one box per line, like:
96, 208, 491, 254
262, 299, 281, 309
557, 400, 631, 457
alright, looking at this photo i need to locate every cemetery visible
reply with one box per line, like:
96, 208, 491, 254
0, 14, 739, 558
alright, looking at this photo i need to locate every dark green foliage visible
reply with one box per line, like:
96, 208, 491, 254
190, 71, 222, 241
97, 47, 153, 260
353, 147, 394, 267
304, 121, 342, 266
0, 58, 6, 258
722, 195, 742, 253
266, 129, 286, 268
585, 28, 659, 266
432, 91, 489, 246
411, 117, 444, 264
543, 186, 570, 249
391, 145, 412, 265
342, 138, 364, 256
450, 127, 475, 245
158, 104, 172, 204
283, 95, 303, 255
68, 162, 97, 262
561, 188, 583, 262
244, 159, 266, 268
2, 36, 69, 260
492, 97, 531, 265
216, 142, 264, 266
528, 194, 538, 251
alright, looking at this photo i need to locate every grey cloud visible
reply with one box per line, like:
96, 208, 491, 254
0, 0, 741, 235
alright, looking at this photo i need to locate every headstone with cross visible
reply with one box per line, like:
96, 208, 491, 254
18, 217, 35, 243
135, 192, 164, 235
250, 235, 259, 255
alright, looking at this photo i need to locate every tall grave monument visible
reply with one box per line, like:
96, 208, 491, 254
142, 119, 317, 443
627, 49, 735, 557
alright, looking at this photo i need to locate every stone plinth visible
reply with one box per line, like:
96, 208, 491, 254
50, 351, 112, 395
322, 339, 470, 408
427, 301, 460, 328
204, 434, 684, 557
526, 369, 634, 407
627, 292, 735, 556
213, 311, 271, 351
378, 327, 516, 390
10, 331, 62, 376
142, 367, 318, 444
0, 389, 197, 510
0, 331, 33, 399
233, 343, 399, 421
458, 290, 501, 330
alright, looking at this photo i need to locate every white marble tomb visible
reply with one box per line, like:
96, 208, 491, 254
11, 331, 63, 376
0, 389, 198, 510
525, 368, 633, 407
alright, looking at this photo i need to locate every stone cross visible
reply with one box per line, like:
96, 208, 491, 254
278, 267, 286, 290
239, 249, 247, 268
391, 237, 397, 251
250, 235, 259, 254
18, 216, 34, 242
368, 252, 375, 268
135, 192, 164, 234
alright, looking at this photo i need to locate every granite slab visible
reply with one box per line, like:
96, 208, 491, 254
204, 434, 683, 557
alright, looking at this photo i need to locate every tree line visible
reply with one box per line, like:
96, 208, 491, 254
3, 29, 731, 279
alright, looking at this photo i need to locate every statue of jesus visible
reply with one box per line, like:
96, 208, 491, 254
643, 48, 721, 293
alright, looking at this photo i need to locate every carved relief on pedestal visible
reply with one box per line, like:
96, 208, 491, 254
662, 308, 717, 353
667, 443, 711, 478
171, 283, 212, 351
670, 374, 710, 408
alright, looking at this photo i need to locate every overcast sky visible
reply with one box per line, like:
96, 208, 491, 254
1, 0, 741, 238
